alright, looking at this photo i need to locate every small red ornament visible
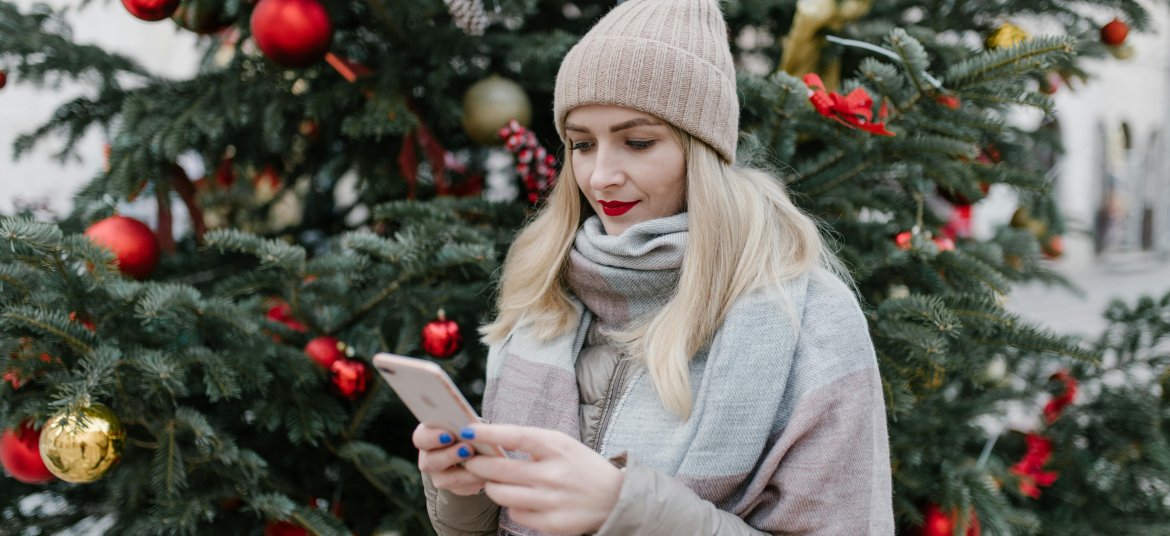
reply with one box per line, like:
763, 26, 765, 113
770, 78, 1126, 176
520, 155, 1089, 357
121, 0, 180, 21
1, 422, 56, 484
1042, 370, 1078, 424
84, 215, 161, 279
1010, 432, 1059, 498
304, 336, 345, 369
895, 231, 913, 250
250, 0, 332, 67
267, 299, 308, 333
1041, 234, 1064, 259
920, 503, 980, 536
935, 94, 961, 110
422, 310, 462, 358
1100, 18, 1129, 47
264, 521, 308, 536
330, 358, 369, 399
0, 70, 7, 89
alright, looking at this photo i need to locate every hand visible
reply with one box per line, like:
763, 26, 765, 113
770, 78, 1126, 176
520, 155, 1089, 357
458, 423, 624, 534
412, 423, 487, 496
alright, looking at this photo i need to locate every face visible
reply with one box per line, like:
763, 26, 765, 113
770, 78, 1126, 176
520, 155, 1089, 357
565, 105, 686, 236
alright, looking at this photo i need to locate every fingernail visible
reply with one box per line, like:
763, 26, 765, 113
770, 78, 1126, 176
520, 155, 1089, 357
460, 427, 475, 440
458, 446, 471, 458
439, 433, 452, 445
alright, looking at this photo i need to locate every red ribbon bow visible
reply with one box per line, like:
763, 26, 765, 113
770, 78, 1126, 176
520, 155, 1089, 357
802, 73, 895, 136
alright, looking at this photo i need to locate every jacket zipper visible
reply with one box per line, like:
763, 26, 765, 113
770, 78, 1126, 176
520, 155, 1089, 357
589, 355, 629, 453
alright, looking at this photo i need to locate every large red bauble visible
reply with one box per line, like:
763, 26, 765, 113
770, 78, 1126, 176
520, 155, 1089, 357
250, 0, 332, 67
84, 215, 161, 279
121, 0, 180, 21
920, 503, 980, 536
1100, 18, 1129, 47
422, 312, 462, 359
304, 336, 345, 369
330, 358, 369, 399
1, 422, 56, 484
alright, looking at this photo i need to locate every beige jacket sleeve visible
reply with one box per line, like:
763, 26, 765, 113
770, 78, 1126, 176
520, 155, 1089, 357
421, 472, 500, 535
593, 459, 766, 536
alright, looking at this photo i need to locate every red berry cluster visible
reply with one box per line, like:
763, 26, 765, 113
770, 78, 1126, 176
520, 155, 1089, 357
498, 120, 558, 204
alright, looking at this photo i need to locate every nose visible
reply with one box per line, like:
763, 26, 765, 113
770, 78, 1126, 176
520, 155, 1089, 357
588, 146, 626, 192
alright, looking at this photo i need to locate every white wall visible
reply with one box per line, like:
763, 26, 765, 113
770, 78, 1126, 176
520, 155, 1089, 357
1, 0, 201, 218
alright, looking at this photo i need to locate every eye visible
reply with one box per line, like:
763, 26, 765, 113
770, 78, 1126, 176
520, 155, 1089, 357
627, 140, 656, 150
570, 141, 593, 153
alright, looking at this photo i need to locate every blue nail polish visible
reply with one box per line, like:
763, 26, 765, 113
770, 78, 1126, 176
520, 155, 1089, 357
458, 446, 471, 458
460, 427, 476, 440
439, 433, 452, 445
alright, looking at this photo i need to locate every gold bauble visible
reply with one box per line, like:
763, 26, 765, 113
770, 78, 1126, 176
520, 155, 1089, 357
986, 22, 1029, 49
39, 403, 125, 483
1108, 43, 1136, 60
461, 75, 532, 145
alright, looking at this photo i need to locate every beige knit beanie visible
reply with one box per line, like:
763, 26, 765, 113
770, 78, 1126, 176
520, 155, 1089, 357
554, 0, 739, 163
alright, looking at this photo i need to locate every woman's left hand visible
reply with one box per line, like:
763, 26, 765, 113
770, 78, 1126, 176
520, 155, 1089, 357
458, 423, 624, 534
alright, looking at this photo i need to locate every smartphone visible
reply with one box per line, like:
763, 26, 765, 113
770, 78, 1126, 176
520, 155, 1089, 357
372, 353, 505, 457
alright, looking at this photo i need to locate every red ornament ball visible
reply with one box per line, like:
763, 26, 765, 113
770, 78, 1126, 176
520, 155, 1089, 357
84, 215, 161, 279
422, 311, 462, 358
1100, 18, 1129, 47
895, 231, 913, 251
1, 422, 56, 484
250, 0, 332, 67
920, 503, 980, 536
1042, 234, 1065, 259
264, 521, 308, 536
304, 336, 345, 369
121, 0, 180, 21
0, 70, 7, 90
330, 358, 369, 399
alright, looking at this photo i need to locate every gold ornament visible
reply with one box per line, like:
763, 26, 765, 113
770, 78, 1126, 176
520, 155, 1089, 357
986, 22, 1029, 49
779, 0, 873, 85
462, 75, 532, 145
39, 403, 125, 483
1108, 43, 1135, 60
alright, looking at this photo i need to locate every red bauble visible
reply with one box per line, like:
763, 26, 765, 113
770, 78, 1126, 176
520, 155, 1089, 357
1042, 234, 1064, 259
250, 0, 332, 67
304, 336, 345, 369
933, 236, 956, 252
1100, 18, 1129, 46
121, 0, 180, 21
920, 503, 980, 536
895, 231, 913, 250
330, 358, 369, 399
267, 300, 308, 333
0, 70, 7, 89
422, 310, 462, 358
84, 215, 161, 279
1, 422, 56, 484
264, 521, 308, 536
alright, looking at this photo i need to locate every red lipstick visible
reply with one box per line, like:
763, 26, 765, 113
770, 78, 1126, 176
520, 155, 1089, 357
598, 200, 640, 216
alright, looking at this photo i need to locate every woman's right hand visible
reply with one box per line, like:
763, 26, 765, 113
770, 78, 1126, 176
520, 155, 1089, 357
413, 423, 487, 496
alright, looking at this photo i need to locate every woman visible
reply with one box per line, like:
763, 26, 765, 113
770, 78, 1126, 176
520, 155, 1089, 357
414, 0, 894, 534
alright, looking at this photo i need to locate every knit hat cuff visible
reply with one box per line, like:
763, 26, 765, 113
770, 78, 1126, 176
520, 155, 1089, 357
554, 35, 739, 163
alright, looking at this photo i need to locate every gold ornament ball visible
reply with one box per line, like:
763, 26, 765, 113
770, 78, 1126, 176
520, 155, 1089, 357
986, 22, 1029, 49
462, 75, 532, 145
39, 403, 125, 483
1109, 43, 1136, 60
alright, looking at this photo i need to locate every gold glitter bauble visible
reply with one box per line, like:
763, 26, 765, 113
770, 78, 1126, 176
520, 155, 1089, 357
986, 22, 1029, 49
39, 403, 125, 483
1108, 43, 1135, 60
462, 75, 532, 145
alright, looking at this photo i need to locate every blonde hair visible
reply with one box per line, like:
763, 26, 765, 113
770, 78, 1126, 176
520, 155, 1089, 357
480, 128, 850, 419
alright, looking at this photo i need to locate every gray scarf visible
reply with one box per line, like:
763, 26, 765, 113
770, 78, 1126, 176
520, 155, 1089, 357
565, 213, 688, 335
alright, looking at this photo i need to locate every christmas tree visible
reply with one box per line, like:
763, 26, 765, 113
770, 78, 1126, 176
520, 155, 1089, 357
1, 0, 1165, 533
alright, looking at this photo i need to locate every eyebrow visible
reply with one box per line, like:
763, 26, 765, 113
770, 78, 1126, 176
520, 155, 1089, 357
564, 117, 663, 133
